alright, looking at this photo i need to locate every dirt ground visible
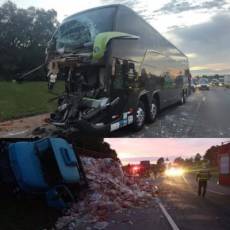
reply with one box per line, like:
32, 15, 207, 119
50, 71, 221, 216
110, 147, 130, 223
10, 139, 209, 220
0, 113, 50, 137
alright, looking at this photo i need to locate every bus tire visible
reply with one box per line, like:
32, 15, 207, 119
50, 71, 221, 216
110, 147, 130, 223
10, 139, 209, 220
179, 91, 186, 105
132, 100, 146, 131
146, 98, 158, 123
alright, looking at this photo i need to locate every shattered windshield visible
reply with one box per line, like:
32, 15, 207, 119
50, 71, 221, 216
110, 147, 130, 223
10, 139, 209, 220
56, 7, 116, 53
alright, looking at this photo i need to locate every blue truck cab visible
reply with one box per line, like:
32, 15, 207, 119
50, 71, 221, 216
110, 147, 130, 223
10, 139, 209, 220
0, 138, 87, 208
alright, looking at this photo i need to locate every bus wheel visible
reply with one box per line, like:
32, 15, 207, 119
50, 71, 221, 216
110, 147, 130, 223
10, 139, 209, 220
179, 91, 186, 105
147, 98, 158, 123
132, 100, 146, 131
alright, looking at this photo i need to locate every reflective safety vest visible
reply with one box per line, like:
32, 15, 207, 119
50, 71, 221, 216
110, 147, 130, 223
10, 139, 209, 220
197, 170, 210, 181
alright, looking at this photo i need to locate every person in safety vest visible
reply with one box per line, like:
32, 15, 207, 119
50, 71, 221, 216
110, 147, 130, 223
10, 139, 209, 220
196, 164, 211, 198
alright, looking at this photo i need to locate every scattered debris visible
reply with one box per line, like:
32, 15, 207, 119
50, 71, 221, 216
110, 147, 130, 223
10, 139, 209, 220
0, 113, 50, 137
55, 157, 158, 229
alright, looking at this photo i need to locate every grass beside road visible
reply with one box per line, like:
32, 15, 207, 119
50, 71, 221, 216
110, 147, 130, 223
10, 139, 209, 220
0, 81, 64, 121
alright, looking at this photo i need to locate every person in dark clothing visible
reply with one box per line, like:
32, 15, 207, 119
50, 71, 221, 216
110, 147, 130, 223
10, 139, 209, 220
196, 166, 211, 198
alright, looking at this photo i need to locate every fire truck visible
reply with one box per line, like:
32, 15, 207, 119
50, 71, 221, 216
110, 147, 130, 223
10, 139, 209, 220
217, 142, 230, 186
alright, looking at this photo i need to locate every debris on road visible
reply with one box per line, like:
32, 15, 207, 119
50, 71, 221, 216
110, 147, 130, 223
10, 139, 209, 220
0, 113, 50, 137
56, 157, 158, 229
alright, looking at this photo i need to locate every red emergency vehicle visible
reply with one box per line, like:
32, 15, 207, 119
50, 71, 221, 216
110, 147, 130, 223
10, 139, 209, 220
217, 142, 230, 186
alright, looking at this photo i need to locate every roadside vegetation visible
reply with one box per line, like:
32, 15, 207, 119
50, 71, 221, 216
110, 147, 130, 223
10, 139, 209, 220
0, 1, 58, 81
0, 81, 64, 121
0, 1, 61, 122
173, 151, 220, 181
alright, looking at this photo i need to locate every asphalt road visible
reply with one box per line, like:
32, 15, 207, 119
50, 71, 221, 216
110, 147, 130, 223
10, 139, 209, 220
1, 174, 229, 230
111, 87, 230, 137
157, 174, 230, 230
106, 174, 230, 230
1, 87, 229, 138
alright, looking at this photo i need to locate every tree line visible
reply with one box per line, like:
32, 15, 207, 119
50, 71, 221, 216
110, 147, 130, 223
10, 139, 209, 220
0, 1, 58, 80
155, 144, 223, 170
172, 145, 222, 168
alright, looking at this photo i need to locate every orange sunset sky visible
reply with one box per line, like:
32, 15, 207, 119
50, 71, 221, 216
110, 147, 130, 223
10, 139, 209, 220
105, 138, 230, 165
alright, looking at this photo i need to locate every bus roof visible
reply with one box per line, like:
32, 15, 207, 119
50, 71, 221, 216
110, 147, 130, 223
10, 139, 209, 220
63, 4, 120, 22
63, 4, 187, 59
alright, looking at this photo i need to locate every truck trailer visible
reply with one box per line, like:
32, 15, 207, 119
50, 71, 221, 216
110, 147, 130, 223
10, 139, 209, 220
46, 4, 191, 135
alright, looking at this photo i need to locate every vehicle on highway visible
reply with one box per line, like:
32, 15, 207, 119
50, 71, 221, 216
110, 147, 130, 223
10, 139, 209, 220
211, 79, 219, 86
191, 78, 198, 92
165, 166, 185, 177
123, 161, 152, 177
0, 138, 87, 208
224, 75, 230, 87
46, 4, 191, 135
218, 78, 224, 86
198, 78, 210, 90
139, 160, 151, 177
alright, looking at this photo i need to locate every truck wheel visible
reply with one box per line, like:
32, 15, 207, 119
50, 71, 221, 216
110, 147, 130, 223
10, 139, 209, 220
179, 91, 186, 105
146, 98, 158, 123
132, 100, 146, 131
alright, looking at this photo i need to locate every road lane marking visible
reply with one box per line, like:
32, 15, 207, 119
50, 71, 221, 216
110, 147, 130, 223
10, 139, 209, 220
207, 189, 225, 195
155, 198, 180, 230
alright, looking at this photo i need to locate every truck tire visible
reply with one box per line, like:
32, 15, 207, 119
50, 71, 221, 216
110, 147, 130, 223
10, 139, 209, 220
146, 98, 158, 123
132, 100, 146, 131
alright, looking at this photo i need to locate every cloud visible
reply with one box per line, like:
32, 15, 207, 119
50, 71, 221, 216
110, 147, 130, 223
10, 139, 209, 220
155, 0, 229, 14
165, 12, 230, 74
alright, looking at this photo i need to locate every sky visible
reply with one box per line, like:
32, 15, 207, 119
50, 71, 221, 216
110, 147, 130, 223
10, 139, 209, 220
104, 138, 230, 165
4, 0, 230, 75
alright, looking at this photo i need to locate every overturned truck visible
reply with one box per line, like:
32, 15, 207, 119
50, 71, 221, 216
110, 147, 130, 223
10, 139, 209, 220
0, 138, 87, 208
46, 4, 190, 135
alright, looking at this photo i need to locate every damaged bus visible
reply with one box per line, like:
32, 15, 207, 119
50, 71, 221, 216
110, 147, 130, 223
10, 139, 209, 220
46, 4, 190, 135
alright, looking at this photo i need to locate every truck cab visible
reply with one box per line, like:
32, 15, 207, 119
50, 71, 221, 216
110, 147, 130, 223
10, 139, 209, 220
0, 138, 87, 208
